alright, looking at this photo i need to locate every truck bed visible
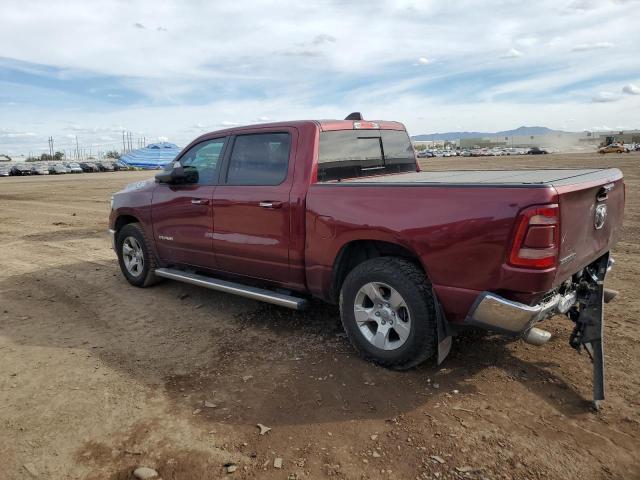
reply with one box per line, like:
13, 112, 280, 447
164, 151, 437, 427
333, 168, 620, 187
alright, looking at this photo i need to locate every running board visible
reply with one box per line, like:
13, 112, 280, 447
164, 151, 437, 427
154, 268, 307, 310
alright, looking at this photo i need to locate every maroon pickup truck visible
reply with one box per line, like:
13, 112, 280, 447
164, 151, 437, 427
109, 114, 624, 405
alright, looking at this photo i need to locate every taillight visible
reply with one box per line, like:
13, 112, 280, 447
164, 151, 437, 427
508, 204, 559, 269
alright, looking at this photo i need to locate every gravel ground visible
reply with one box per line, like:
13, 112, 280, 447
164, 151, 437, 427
0, 152, 638, 480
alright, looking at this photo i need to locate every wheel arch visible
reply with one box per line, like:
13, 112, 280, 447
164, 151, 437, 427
114, 214, 140, 233
330, 239, 426, 303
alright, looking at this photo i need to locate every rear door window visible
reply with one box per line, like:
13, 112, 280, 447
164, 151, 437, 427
225, 133, 291, 185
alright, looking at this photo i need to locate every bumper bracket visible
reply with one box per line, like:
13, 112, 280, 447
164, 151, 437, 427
568, 252, 609, 408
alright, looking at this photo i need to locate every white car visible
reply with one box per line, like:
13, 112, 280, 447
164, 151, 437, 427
66, 162, 83, 173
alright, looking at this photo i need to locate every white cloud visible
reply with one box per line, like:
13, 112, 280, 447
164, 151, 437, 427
568, 0, 599, 10
592, 92, 618, 103
571, 42, 614, 52
0, 130, 36, 138
500, 48, 523, 59
622, 83, 640, 95
417, 57, 430, 65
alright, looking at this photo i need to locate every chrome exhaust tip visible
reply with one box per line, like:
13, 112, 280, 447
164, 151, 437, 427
603, 288, 618, 304
523, 327, 552, 346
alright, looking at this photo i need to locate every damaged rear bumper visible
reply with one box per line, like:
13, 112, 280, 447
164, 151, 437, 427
462, 253, 613, 407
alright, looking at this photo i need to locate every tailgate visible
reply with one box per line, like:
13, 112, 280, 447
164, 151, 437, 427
554, 168, 624, 282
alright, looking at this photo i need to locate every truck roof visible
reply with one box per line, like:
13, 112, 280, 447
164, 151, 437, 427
192, 119, 407, 141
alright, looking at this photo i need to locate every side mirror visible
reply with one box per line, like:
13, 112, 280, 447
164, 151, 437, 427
155, 165, 186, 184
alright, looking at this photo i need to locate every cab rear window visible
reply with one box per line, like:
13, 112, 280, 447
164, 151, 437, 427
317, 129, 416, 182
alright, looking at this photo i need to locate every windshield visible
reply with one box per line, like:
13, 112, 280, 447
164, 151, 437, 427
317, 129, 416, 182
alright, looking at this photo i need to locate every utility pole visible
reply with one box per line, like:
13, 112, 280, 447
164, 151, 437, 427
122, 130, 126, 154
75, 136, 80, 161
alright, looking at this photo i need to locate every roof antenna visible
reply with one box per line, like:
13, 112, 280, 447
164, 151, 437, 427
345, 112, 363, 120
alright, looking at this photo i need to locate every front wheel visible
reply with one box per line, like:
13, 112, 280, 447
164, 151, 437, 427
116, 223, 161, 287
339, 257, 437, 370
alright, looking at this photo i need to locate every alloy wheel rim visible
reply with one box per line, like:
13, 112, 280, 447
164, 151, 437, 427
122, 236, 144, 277
353, 282, 411, 351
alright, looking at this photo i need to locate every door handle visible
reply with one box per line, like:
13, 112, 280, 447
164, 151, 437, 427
259, 201, 283, 209
191, 198, 210, 205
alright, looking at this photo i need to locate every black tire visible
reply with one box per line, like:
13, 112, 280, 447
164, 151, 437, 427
116, 223, 161, 287
339, 257, 437, 370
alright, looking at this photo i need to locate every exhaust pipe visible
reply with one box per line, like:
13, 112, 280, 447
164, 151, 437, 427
524, 327, 552, 346
603, 288, 618, 304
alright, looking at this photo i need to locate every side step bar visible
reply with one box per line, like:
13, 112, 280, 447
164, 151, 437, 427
155, 268, 308, 310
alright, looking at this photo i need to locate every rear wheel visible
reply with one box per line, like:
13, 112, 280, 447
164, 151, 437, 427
116, 223, 160, 287
339, 257, 437, 369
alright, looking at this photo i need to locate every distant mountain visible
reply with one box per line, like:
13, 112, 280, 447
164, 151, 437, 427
411, 126, 568, 141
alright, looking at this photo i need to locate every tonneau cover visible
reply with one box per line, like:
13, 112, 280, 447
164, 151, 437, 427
333, 169, 621, 187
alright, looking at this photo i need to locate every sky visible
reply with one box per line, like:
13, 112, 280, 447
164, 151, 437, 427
1, 0, 639, 156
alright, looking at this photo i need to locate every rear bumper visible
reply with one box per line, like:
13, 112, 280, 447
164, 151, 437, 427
465, 291, 566, 335
465, 256, 614, 335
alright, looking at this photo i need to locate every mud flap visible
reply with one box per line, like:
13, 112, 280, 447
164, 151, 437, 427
434, 296, 452, 365
568, 252, 609, 409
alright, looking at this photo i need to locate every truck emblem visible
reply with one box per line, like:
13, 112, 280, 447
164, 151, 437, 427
158, 235, 174, 241
594, 204, 607, 230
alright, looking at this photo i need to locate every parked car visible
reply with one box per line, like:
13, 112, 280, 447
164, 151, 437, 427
117, 161, 134, 170
108, 161, 125, 171
599, 144, 628, 154
79, 162, 99, 173
0, 165, 11, 177
30, 164, 50, 175
527, 147, 548, 155
10, 163, 32, 175
64, 162, 83, 173
109, 114, 624, 406
97, 161, 115, 172
49, 163, 68, 174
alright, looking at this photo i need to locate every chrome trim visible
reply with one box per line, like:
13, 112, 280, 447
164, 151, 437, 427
108, 229, 116, 251
607, 257, 614, 272
466, 292, 560, 335
154, 268, 307, 310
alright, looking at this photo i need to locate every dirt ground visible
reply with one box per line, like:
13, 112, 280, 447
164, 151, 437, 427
1, 152, 638, 480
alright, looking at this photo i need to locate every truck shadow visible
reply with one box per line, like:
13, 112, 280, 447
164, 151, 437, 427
1, 258, 595, 431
